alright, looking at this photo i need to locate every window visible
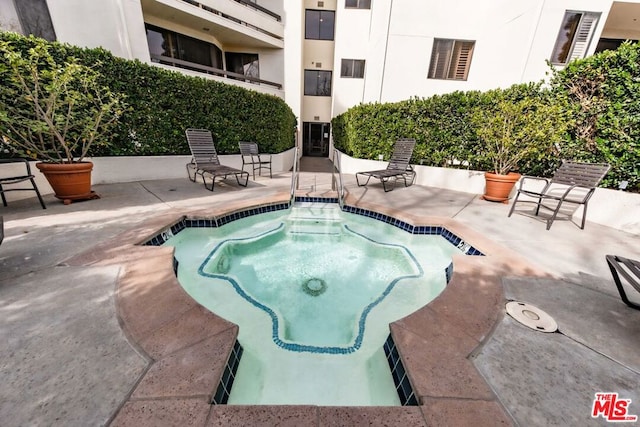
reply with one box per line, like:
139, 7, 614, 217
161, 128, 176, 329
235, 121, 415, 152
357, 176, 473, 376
304, 70, 332, 96
428, 39, 475, 80
345, 0, 371, 9
341, 59, 365, 78
305, 10, 335, 40
225, 52, 260, 79
550, 11, 600, 65
145, 24, 223, 70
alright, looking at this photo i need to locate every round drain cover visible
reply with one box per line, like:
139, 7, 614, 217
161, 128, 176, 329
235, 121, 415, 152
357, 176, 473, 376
506, 301, 557, 333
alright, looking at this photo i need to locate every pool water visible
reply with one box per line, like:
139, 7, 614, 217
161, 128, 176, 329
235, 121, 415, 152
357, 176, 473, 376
166, 203, 460, 405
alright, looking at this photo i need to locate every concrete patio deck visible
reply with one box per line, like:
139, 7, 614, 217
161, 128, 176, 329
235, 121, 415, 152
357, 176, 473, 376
1, 168, 639, 426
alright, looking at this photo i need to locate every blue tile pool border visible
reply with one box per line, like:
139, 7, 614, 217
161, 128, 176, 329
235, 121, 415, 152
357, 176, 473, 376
384, 334, 418, 406
142, 197, 485, 257
140, 196, 482, 406
211, 340, 243, 404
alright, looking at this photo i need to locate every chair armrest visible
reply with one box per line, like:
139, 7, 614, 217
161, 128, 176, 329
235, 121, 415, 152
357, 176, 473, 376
517, 175, 548, 189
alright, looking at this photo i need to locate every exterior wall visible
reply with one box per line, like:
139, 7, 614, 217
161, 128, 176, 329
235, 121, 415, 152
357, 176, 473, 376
46, 0, 148, 59
0, 0, 22, 32
283, 2, 303, 123
329, 0, 618, 112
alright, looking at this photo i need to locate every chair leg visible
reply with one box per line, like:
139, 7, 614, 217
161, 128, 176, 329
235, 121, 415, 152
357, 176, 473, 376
0, 184, 6, 207
580, 202, 588, 229
30, 178, 46, 209
381, 177, 396, 192
507, 191, 521, 217
546, 200, 565, 230
186, 163, 197, 182
606, 255, 640, 310
236, 172, 249, 187
355, 173, 372, 187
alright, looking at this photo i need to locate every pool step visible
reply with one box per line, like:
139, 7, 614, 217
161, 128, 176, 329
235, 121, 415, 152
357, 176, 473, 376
286, 204, 343, 235
285, 216, 343, 235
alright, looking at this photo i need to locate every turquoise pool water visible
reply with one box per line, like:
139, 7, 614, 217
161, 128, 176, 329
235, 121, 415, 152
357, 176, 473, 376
165, 202, 460, 405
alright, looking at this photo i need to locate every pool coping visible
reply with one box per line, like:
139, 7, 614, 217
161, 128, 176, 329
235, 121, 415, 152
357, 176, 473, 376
65, 190, 551, 426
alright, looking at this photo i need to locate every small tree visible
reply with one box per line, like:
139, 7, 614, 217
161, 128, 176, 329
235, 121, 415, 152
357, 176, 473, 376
0, 34, 126, 163
471, 87, 568, 175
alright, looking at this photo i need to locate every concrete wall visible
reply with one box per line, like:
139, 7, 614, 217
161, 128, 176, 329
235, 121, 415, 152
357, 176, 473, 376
336, 151, 640, 234
0, 148, 295, 201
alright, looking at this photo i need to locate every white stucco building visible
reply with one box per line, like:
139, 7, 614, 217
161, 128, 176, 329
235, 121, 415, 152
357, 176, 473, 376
2, 0, 639, 157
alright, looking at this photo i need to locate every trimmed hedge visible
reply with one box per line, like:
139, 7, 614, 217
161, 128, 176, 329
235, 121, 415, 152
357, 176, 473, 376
0, 32, 296, 156
333, 44, 640, 191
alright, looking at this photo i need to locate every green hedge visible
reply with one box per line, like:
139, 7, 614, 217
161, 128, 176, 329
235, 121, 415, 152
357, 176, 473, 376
333, 44, 640, 191
0, 32, 296, 156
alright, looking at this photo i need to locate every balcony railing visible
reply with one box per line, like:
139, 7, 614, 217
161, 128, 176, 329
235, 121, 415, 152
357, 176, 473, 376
233, 0, 280, 21
180, 0, 282, 40
150, 54, 282, 89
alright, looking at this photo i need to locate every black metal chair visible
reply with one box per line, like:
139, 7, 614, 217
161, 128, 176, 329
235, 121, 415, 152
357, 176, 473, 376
185, 129, 249, 191
508, 161, 610, 230
239, 142, 272, 179
0, 216, 4, 246
355, 138, 417, 192
0, 158, 46, 209
606, 255, 640, 310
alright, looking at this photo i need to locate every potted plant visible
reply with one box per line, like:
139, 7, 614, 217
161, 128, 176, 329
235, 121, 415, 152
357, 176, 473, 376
471, 87, 568, 202
0, 35, 126, 204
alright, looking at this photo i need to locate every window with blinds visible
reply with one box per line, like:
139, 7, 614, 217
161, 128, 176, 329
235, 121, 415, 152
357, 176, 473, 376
550, 11, 600, 65
428, 39, 475, 81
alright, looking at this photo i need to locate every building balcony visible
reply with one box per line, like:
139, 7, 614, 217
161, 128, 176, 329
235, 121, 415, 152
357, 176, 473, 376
141, 0, 284, 49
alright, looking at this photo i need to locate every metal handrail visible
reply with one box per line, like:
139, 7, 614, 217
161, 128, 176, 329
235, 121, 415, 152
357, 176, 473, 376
290, 146, 299, 202
233, 0, 281, 21
150, 54, 282, 89
332, 149, 345, 207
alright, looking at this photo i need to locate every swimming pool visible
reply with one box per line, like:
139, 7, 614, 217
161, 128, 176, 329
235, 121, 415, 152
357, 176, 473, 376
162, 201, 471, 405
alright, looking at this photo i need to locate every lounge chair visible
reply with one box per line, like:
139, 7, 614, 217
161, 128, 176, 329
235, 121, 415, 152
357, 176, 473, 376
0, 158, 46, 209
507, 161, 610, 230
355, 138, 417, 192
185, 128, 249, 191
606, 255, 640, 310
239, 142, 272, 179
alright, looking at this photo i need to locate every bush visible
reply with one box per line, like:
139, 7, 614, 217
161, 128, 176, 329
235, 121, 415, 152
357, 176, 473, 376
549, 41, 640, 190
0, 32, 296, 157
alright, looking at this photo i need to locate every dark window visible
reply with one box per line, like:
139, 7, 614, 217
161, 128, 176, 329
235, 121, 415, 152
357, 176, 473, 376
14, 0, 56, 41
225, 52, 260, 78
145, 24, 223, 70
595, 38, 636, 53
304, 70, 332, 96
345, 0, 371, 9
305, 10, 335, 40
341, 59, 365, 78
550, 11, 600, 65
428, 38, 475, 80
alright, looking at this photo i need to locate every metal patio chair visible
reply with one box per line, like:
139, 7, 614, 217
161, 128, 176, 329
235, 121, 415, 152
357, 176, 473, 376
185, 129, 249, 191
606, 255, 640, 310
239, 142, 272, 179
355, 138, 417, 192
0, 158, 46, 209
508, 161, 610, 230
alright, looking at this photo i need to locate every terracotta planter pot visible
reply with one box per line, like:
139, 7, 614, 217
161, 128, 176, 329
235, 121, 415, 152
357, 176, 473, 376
483, 172, 521, 203
36, 161, 97, 204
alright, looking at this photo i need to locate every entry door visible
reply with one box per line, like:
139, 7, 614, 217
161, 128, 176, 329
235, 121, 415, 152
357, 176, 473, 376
303, 122, 330, 157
